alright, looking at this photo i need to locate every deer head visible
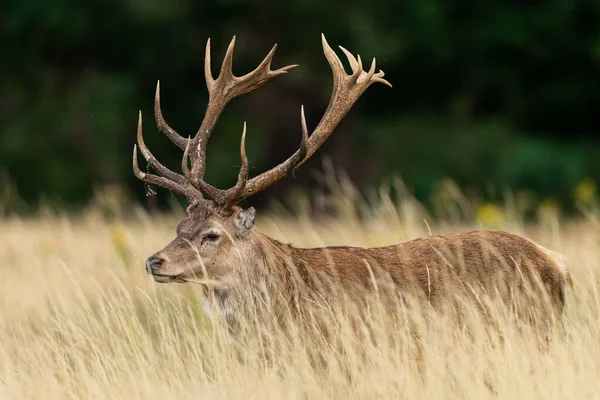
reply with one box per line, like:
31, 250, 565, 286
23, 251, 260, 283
134, 35, 391, 284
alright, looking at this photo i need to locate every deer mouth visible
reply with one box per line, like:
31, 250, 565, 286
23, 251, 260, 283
151, 273, 184, 283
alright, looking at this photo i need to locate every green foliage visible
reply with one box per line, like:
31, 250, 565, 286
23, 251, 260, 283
1, 0, 599, 211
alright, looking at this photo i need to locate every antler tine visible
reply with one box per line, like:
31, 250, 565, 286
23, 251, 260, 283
373, 69, 391, 87
204, 38, 215, 91
189, 37, 298, 184
235, 122, 250, 189
133, 112, 204, 201
237, 34, 391, 202
300, 105, 309, 147
222, 122, 250, 208
183, 122, 250, 209
154, 81, 187, 150
338, 46, 358, 72
339, 46, 364, 84
235, 44, 299, 96
136, 111, 188, 185
182, 136, 192, 180
133, 145, 191, 199
237, 105, 309, 201
179, 135, 222, 200
363, 58, 377, 83
218, 36, 237, 86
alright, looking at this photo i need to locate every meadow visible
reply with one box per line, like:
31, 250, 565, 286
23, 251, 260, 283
1, 180, 599, 399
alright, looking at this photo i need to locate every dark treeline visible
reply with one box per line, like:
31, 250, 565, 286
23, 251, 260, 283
2, 0, 600, 211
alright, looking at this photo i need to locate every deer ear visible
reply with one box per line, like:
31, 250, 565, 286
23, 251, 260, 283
234, 207, 256, 231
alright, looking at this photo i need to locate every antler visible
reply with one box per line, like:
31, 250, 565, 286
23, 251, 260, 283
133, 111, 203, 202
189, 37, 298, 182
235, 34, 391, 203
133, 37, 296, 208
133, 34, 390, 211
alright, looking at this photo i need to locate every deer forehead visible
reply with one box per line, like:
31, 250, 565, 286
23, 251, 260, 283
178, 213, 238, 236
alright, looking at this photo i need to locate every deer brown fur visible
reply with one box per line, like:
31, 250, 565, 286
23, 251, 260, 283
134, 35, 571, 333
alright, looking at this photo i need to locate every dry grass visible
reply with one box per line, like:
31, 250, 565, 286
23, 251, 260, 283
1, 189, 600, 399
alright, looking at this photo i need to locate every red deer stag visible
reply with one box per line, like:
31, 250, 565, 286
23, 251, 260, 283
133, 35, 571, 331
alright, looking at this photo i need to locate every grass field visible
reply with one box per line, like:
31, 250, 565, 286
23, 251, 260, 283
1, 186, 600, 399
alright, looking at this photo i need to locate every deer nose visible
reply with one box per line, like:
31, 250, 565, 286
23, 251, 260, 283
145, 256, 164, 275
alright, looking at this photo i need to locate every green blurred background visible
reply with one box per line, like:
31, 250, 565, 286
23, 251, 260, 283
2, 0, 600, 213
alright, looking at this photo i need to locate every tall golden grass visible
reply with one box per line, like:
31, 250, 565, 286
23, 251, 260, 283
1, 182, 599, 399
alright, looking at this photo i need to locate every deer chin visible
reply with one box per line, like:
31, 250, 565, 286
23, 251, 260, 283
182, 277, 224, 288
151, 273, 185, 283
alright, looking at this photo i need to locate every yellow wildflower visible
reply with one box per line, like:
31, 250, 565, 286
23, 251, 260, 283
476, 203, 504, 227
573, 178, 597, 204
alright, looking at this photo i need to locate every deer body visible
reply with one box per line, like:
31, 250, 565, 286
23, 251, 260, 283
182, 226, 570, 328
133, 35, 570, 331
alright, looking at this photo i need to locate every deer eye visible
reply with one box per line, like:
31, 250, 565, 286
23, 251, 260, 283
202, 233, 219, 243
